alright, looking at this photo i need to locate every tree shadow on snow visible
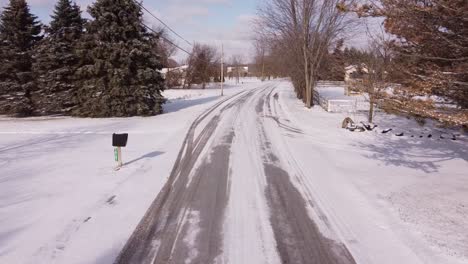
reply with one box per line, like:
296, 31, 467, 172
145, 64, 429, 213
163, 95, 219, 114
125, 151, 164, 166
353, 135, 467, 174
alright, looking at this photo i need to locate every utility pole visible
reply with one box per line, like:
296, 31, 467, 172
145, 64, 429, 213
261, 50, 265, 82
221, 44, 224, 96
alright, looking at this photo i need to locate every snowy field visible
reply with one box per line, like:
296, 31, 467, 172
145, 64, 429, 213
0, 80, 255, 264
276, 82, 468, 264
0, 79, 467, 264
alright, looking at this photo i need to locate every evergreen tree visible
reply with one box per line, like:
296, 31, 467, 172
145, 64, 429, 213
0, 0, 42, 116
330, 39, 345, 81
73, 0, 165, 117
320, 39, 345, 81
49, 0, 84, 34
32, 0, 85, 115
185, 43, 218, 89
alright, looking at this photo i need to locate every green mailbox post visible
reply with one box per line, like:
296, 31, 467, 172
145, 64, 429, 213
112, 133, 128, 170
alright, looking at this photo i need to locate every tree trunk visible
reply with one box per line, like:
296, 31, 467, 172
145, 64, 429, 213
368, 81, 376, 123
368, 100, 374, 123
305, 79, 312, 107
303, 35, 311, 107
307, 73, 315, 108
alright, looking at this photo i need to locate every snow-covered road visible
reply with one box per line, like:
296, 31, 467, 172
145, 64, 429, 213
1, 80, 467, 264
116, 84, 356, 264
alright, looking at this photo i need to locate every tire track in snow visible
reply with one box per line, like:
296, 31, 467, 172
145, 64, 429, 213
116, 82, 356, 264
115, 86, 268, 264
257, 86, 356, 264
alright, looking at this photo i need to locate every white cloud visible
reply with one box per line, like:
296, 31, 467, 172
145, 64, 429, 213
141, 1, 255, 62
174, 13, 256, 62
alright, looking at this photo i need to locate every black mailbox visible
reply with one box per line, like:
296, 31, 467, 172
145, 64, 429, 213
113, 133, 128, 147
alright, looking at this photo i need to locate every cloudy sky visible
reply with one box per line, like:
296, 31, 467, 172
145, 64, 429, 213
0, 0, 373, 63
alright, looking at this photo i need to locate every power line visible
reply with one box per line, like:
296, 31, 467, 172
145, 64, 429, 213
135, 2, 222, 67
142, 23, 191, 55
144, 20, 224, 87
135, 0, 193, 47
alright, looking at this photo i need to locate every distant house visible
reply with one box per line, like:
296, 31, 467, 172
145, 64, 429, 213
344, 64, 368, 82
344, 64, 370, 96
227, 66, 249, 77
161, 65, 188, 89
161, 65, 188, 79
227, 66, 248, 73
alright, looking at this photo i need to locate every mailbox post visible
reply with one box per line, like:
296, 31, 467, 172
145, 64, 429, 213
113, 133, 128, 170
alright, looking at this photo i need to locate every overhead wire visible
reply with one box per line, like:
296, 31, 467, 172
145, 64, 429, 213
141, 23, 191, 55
135, 1, 225, 68
135, 0, 193, 47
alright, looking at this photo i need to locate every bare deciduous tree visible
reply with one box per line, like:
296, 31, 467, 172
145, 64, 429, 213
351, 25, 393, 123
256, 0, 357, 108
252, 35, 290, 80
230, 55, 244, 84
185, 43, 219, 89
253, 37, 268, 81
151, 27, 178, 68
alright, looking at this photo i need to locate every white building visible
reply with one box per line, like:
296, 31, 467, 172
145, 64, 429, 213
344, 64, 368, 82
227, 66, 249, 74
160, 65, 188, 79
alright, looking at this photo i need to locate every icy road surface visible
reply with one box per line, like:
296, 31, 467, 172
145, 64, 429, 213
116, 84, 356, 264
